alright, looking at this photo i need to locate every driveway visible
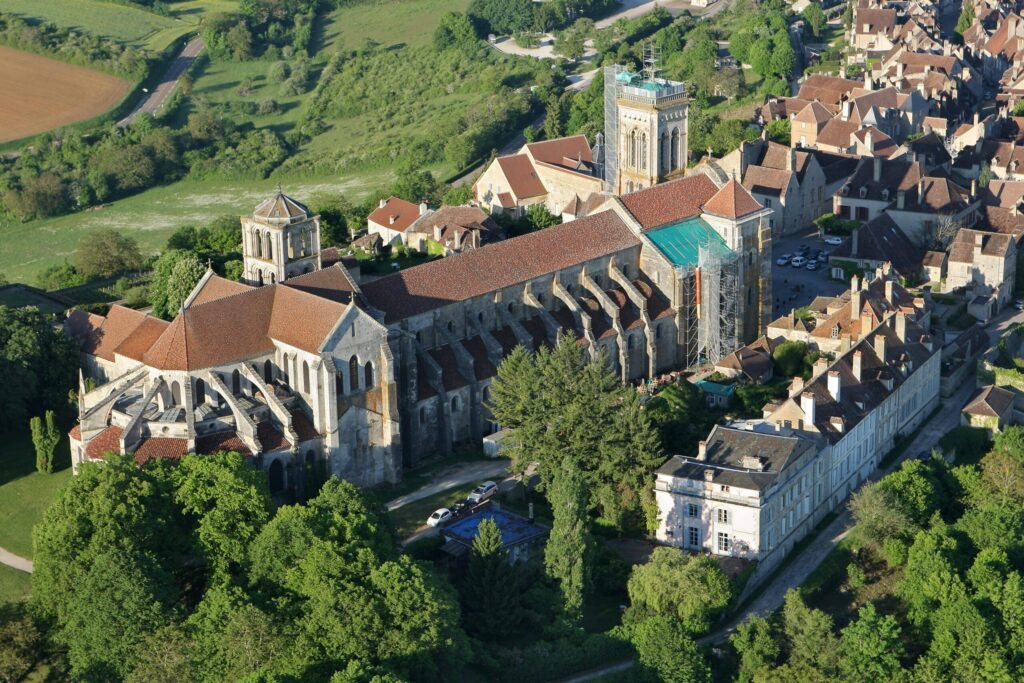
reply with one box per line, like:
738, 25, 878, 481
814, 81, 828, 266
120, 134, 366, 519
119, 37, 204, 127
0, 547, 32, 573
385, 458, 510, 511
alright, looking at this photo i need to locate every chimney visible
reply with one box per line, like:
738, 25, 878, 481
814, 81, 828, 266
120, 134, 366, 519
897, 190, 906, 209
827, 370, 842, 401
801, 391, 817, 425
864, 71, 872, 88
895, 311, 907, 341
842, 101, 852, 121
866, 129, 875, 155
814, 356, 829, 376
389, 215, 397, 225
874, 332, 887, 361
971, 178, 978, 200
861, 308, 873, 336
433, 225, 443, 242
704, 468, 714, 481
974, 232, 984, 260
974, 111, 980, 126
897, 61, 905, 79
789, 308, 796, 326
851, 277, 862, 314
873, 155, 882, 181
419, 202, 428, 216
853, 350, 863, 381
918, 177, 925, 203
885, 279, 894, 304
841, 333, 852, 352
790, 376, 805, 396
697, 440, 707, 461
830, 416, 845, 433
379, 198, 387, 209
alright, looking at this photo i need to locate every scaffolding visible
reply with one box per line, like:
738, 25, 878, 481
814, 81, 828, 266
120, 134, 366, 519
681, 268, 700, 369
602, 65, 624, 193
696, 244, 741, 366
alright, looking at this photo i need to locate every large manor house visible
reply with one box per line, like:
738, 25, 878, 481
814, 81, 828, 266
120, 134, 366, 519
66, 70, 783, 497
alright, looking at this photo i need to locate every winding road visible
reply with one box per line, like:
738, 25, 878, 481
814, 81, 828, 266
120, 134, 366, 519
119, 37, 204, 127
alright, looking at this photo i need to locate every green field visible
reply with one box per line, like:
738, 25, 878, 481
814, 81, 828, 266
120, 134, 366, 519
0, 172, 397, 283
0, 0, 196, 51
0, 430, 72, 559
316, 0, 471, 52
0, 563, 31, 603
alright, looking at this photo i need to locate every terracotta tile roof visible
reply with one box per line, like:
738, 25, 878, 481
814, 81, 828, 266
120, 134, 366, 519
462, 336, 497, 380
982, 180, 1024, 209
68, 425, 81, 440
796, 75, 862, 105
368, 196, 422, 232
361, 210, 639, 323
281, 264, 357, 305
853, 126, 897, 157
922, 116, 947, 132
114, 316, 171, 362
64, 309, 106, 352
429, 346, 469, 391
291, 410, 320, 442
619, 174, 720, 229
196, 430, 252, 456
854, 7, 898, 33
143, 284, 350, 371
189, 273, 254, 307
525, 135, 593, 172
743, 166, 793, 197
132, 437, 189, 465
702, 179, 763, 219
717, 344, 773, 381
922, 250, 946, 267
257, 421, 289, 452
496, 155, 547, 199
72, 304, 149, 362
414, 205, 498, 235
816, 118, 859, 148
794, 100, 834, 125
497, 192, 516, 209
85, 425, 123, 460
963, 385, 1015, 417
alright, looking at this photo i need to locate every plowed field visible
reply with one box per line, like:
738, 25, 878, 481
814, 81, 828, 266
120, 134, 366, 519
0, 45, 132, 143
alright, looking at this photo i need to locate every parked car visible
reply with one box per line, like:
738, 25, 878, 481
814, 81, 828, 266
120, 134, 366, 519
806, 260, 818, 270
791, 256, 807, 268
426, 508, 452, 527
796, 245, 810, 256
467, 480, 498, 504
816, 249, 829, 262
776, 254, 791, 266
824, 236, 844, 246
1015, 300, 1024, 311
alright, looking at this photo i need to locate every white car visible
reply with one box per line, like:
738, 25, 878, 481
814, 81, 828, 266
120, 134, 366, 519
467, 481, 498, 504
426, 508, 452, 527
806, 260, 818, 271
776, 254, 791, 266
1015, 300, 1024, 311
790, 256, 807, 268
824, 236, 844, 246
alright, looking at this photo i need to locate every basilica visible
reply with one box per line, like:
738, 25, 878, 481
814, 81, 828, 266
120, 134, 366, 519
67, 69, 774, 496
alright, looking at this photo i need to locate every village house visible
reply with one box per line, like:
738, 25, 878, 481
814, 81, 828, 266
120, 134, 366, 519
367, 196, 431, 247
961, 384, 1016, 433
944, 228, 1017, 316
404, 206, 503, 255
830, 213, 924, 282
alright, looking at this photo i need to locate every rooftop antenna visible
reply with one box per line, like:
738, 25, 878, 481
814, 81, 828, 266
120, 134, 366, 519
643, 40, 661, 83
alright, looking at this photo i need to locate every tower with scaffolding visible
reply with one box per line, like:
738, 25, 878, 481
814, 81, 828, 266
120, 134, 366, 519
603, 44, 689, 196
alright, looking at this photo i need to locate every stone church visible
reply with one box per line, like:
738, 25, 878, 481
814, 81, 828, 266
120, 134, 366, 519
69, 170, 771, 493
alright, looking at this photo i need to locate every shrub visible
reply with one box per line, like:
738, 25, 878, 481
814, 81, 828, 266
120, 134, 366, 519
882, 537, 908, 567
846, 562, 866, 590
268, 61, 290, 82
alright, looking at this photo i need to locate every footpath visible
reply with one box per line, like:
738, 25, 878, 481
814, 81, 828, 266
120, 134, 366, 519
0, 547, 32, 573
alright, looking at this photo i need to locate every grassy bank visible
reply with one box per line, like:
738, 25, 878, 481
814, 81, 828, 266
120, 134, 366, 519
0, 429, 72, 559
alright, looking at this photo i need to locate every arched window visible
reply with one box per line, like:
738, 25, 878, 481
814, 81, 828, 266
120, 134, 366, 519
627, 180, 634, 193
287, 232, 296, 259
268, 459, 285, 494
640, 132, 648, 171
270, 272, 276, 284
302, 361, 310, 394
195, 378, 206, 405
629, 130, 637, 168
364, 362, 374, 388
349, 356, 359, 391
171, 381, 181, 405
257, 271, 264, 286
670, 128, 679, 170
231, 369, 241, 395
451, 395, 460, 412
264, 359, 273, 383
660, 132, 669, 172
281, 354, 290, 385
255, 230, 263, 258
265, 233, 273, 262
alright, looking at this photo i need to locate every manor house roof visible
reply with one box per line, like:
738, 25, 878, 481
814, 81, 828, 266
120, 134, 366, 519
360, 210, 640, 323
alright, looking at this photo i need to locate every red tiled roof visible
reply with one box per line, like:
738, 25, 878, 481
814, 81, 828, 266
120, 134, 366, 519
496, 155, 547, 199
368, 196, 422, 232
72, 304, 150, 362
196, 430, 252, 456
132, 438, 189, 465
68, 425, 81, 440
702, 180, 763, 219
361, 210, 639, 322
619, 174, 720, 229
189, 274, 253, 307
291, 410, 320, 442
257, 422, 290, 452
796, 75, 862, 105
114, 316, 170, 362
281, 264, 357, 305
525, 135, 592, 172
85, 426, 123, 460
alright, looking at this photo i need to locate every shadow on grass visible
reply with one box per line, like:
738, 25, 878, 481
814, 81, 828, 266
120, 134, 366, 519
0, 429, 71, 488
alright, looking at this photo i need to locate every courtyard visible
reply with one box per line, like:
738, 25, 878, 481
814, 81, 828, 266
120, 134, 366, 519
770, 228, 847, 319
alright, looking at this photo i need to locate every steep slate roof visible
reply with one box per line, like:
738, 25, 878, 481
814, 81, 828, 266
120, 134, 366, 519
963, 385, 1015, 417
619, 174, 720, 229
368, 196, 422, 232
841, 157, 923, 202
832, 214, 922, 277
702, 179, 763, 219
949, 229, 1014, 263
496, 155, 547, 199
361, 210, 640, 323
657, 424, 819, 491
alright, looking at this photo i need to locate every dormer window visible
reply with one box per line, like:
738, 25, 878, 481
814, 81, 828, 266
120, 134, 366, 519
831, 325, 840, 339
882, 188, 890, 201
859, 186, 868, 198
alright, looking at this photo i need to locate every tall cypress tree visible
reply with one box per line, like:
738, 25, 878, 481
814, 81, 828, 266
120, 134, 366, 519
462, 518, 521, 639
545, 463, 592, 621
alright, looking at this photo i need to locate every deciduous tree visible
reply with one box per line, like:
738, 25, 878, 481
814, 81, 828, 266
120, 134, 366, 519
75, 229, 143, 279
30, 409, 60, 473
838, 603, 904, 681
631, 616, 712, 683
545, 462, 592, 621
626, 548, 732, 635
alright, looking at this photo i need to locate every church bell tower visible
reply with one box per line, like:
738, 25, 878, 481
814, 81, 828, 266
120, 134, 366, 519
242, 189, 322, 286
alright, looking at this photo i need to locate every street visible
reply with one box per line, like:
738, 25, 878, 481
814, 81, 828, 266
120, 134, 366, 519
119, 37, 204, 127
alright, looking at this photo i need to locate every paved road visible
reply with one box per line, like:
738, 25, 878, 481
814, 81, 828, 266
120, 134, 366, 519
0, 547, 32, 573
385, 458, 510, 511
119, 37, 204, 127
559, 305, 1024, 682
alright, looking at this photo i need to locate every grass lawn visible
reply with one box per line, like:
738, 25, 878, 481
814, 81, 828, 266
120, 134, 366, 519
389, 481, 483, 540
0, 171, 393, 284
315, 0, 472, 52
0, 563, 32, 603
0, 429, 73, 559
0, 0, 193, 51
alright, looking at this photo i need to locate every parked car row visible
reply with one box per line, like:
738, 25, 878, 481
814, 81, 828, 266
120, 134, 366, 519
426, 481, 499, 528
776, 247, 829, 271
